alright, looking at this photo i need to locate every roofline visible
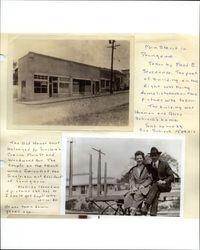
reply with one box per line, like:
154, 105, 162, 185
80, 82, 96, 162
19, 51, 126, 74
122, 69, 130, 72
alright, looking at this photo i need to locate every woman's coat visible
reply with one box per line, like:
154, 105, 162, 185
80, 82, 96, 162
124, 165, 152, 209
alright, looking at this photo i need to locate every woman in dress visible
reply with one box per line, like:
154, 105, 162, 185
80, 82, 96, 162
124, 150, 152, 215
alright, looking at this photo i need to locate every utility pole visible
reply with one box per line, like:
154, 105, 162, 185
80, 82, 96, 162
68, 139, 75, 198
88, 154, 93, 198
104, 162, 107, 197
107, 40, 120, 94
92, 147, 105, 196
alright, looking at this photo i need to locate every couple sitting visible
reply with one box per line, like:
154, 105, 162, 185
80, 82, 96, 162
124, 147, 174, 216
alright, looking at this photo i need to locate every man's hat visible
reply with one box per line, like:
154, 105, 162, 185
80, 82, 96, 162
149, 147, 162, 157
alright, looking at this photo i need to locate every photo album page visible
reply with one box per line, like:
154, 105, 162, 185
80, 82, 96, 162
1, 34, 198, 219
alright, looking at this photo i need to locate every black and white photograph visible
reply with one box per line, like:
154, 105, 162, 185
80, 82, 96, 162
63, 134, 183, 217
11, 37, 130, 127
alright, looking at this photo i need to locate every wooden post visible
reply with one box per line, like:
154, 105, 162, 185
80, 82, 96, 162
110, 40, 114, 94
104, 162, 107, 197
92, 147, 105, 197
97, 150, 102, 196
107, 40, 120, 94
89, 154, 93, 198
69, 140, 74, 198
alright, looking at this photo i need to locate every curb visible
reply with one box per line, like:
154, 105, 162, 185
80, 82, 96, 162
18, 90, 129, 105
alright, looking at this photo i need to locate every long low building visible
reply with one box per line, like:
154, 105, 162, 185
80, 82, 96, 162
17, 51, 129, 101
66, 174, 117, 197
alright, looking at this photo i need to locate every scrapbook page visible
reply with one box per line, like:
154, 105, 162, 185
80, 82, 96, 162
0, 34, 199, 219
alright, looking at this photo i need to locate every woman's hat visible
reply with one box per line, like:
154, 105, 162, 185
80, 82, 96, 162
149, 147, 162, 157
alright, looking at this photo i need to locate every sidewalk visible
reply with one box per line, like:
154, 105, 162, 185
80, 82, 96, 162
19, 90, 129, 105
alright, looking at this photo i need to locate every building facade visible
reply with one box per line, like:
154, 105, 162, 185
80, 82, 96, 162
18, 52, 128, 101
66, 174, 117, 198
122, 69, 130, 89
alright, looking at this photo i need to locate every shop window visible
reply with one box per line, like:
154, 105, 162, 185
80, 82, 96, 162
59, 77, 70, 82
59, 76, 70, 93
73, 79, 92, 93
34, 74, 48, 80
101, 80, 105, 88
73, 80, 79, 93
34, 81, 48, 93
59, 82, 69, 93
79, 80, 85, 93
34, 74, 48, 93
60, 82, 69, 88
95, 81, 100, 92
85, 80, 91, 86
85, 80, 91, 92
51, 76, 58, 81
81, 186, 86, 194
53, 82, 58, 93
106, 80, 110, 87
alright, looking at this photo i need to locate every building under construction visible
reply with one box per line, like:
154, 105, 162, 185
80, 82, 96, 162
17, 51, 129, 101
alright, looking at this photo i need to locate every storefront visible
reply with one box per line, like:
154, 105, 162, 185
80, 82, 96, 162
17, 51, 127, 101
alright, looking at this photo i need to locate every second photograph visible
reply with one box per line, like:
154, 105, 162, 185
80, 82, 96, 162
63, 134, 183, 217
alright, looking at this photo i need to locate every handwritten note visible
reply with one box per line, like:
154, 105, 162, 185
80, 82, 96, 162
134, 36, 198, 134
133, 35, 199, 218
1, 134, 62, 216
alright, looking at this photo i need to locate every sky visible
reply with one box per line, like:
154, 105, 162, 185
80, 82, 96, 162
12, 38, 130, 70
65, 136, 183, 180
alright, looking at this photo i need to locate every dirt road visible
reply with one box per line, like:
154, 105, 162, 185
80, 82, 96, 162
13, 92, 129, 126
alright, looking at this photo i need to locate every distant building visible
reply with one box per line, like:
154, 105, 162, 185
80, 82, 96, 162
13, 65, 18, 85
122, 69, 130, 89
66, 173, 117, 197
17, 52, 129, 101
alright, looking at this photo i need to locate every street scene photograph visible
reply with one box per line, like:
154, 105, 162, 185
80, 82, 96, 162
11, 37, 130, 127
63, 134, 183, 217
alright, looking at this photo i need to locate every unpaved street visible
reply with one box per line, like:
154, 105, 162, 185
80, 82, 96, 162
13, 92, 129, 126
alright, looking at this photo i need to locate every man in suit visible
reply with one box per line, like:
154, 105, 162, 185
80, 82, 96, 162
141, 147, 174, 216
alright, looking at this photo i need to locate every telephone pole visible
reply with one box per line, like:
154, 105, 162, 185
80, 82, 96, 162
68, 139, 75, 198
107, 40, 120, 94
88, 154, 93, 198
104, 162, 107, 197
92, 147, 105, 196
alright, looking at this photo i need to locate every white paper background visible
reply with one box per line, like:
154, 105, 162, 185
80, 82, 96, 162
1, 1, 199, 249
